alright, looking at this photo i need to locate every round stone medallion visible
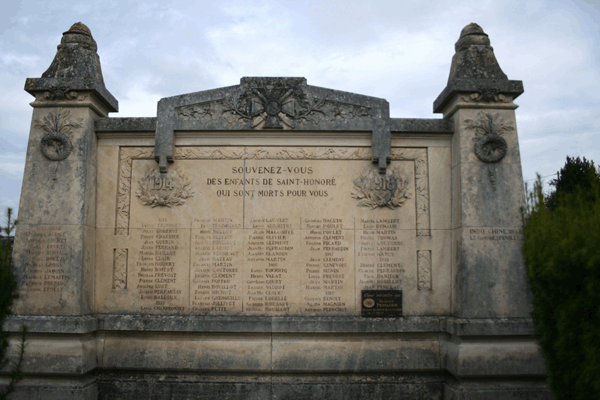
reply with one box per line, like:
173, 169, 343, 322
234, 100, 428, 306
265, 100, 281, 116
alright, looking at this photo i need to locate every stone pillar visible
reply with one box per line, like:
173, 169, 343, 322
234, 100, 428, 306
434, 23, 530, 318
12, 23, 118, 315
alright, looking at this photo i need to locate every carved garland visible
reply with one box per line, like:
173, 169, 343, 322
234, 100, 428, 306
462, 88, 512, 103
465, 112, 514, 163
175, 99, 372, 129
34, 110, 81, 161
417, 250, 432, 290
115, 147, 430, 236
42, 87, 79, 101
113, 248, 128, 289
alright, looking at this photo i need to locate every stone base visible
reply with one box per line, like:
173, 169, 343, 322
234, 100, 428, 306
444, 380, 552, 400
98, 373, 445, 400
7, 375, 439, 400
2, 374, 553, 400
1, 315, 552, 400
0, 377, 97, 400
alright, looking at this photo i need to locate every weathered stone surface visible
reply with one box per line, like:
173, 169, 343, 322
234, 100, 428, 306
272, 334, 440, 372
12, 223, 93, 315
24, 23, 118, 112
4, 315, 537, 336
4, 315, 99, 334
98, 375, 271, 400
0, 379, 97, 400
447, 105, 531, 320
451, 224, 531, 319
390, 118, 453, 133
451, 109, 522, 169
95, 117, 157, 132
271, 375, 445, 400
444, 339, 546, 377
95, 374, 447, 400
434, 24, 524, 114
444, 317, 535, 336
449, 23, 508, 82
154, 77, 391, 173
3, 335, 97, 375
101, 333, 273, 371
444, 381, 552, 400
13, 27, 108, 317
92, 144, 447, 317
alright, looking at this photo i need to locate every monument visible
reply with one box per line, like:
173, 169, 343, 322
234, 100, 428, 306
3, 22, 551, 399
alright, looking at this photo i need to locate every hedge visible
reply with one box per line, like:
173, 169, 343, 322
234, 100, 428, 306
524, 180, 600, 399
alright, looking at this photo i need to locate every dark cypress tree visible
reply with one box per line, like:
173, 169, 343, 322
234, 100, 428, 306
546, 156, 599, 210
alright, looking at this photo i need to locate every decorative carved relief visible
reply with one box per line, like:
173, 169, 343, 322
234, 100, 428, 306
136, 167, 193, 208
465, 113, 514, 163
115, 147, 154, 235
113, 248, 128, 289
222, 85, 326, 129
391, 148, 430, 237
351, 166, 410, 209
417, 250, 432, 290
43, 87, 81, 101
114, 146, 430, 237
487, 165, 497, 191
176, 102, 212, 120
40, 131, 73, 162
321, 101, 371, 122
175, 96, 371, 129
474, 133, 508, 163
462, 88, 512, 103
35, 110, 81, 161
175, 146, 368, 160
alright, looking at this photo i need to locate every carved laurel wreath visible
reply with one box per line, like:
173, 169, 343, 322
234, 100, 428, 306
351, 166, 410, 209
34, 110, 81, 161
465, 113, 514, 163
136, 168, 193, 207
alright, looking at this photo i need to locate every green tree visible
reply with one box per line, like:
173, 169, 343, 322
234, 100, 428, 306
524, 168, 600, 399
546, 156, 599, 210
0, 208, 26, 399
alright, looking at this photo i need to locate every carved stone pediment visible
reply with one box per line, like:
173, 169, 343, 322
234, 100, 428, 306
155, 77, 391, 173
174, 78, 373, 130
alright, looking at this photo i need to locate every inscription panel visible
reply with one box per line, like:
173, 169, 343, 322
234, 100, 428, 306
13, 224, 91, 314
19, 225, 70, 294
95, 146, 443, 316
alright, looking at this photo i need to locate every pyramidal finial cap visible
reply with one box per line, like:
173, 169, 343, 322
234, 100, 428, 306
459, 23, 488, 39
64, 22, 93, 37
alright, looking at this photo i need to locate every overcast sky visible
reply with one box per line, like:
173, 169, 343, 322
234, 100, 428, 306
1, 0, 599, 216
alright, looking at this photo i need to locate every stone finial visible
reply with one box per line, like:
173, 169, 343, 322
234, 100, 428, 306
24, 22, 118, 112
447, 23, 507, 82
41, 22, 102, 83
433, 23, 523, 113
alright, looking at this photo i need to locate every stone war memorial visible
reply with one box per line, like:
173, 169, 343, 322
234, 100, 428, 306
4, 22, 552, 399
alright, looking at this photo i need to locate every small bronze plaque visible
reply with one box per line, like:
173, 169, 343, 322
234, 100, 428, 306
361, 290, 402, 318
